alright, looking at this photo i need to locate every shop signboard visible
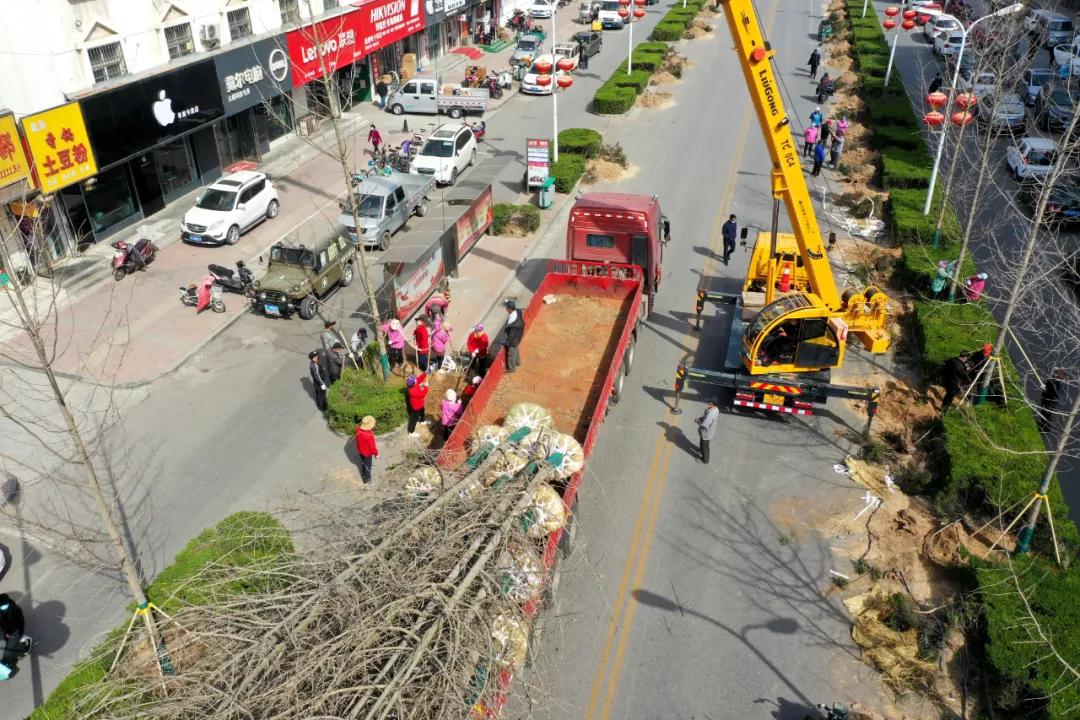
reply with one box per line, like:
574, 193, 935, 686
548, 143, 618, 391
286, 11, 365, 85
392, 242, 444, 321
0, 113, 31, 190
526, 138, 550, 189
354, 0, 425, 57
454, 184, 493, 257
423, 0, 470, 25
214, 36, 294, 114
80, 60, 224, 168
21, 103, 97, 194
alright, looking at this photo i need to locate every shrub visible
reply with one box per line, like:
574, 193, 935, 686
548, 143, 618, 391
326, 369, 407, 434
594, 82, 636, 114
869, 96, 919, 127
492, 202, 541, 235
855, 53, 888, 77
635, 40, 671, 54
912, 300, 997, 378
871, 124, 922, 151
612, 68, 652, 95
895, 240, 975, 293
617, 50, 665, 73
881, 147, 932, 189
549, 153, 587, 193
651, 21, 685, 41
888, 187, 960, 245
557, 128, 602, 157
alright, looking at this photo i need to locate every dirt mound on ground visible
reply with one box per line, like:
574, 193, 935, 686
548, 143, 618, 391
650, 70, 680, 85
845, 590, 938, 691
636, 91, 674, 109
685, 24, 712, 38
584, 158, 637, 183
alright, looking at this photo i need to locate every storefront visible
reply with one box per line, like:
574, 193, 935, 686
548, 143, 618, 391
71, 59, 225, 242
213, 36, 295, 161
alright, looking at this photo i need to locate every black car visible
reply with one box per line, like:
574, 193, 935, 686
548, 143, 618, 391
1033, 82, 1080, 132
573, 30, 602, 58
1018, 179, 1080, 225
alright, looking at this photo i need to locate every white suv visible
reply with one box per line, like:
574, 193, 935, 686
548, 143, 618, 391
410, 124, 477, 186
182, 170, 279, 245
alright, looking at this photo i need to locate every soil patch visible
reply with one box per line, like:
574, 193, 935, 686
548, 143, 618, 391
636, 91, 674, 110
479, 294, 630, 441
685, 24, 712, 39
650, 70, 680, 86
584, 158, 637, 184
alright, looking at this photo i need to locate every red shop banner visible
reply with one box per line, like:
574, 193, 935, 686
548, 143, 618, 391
352, 0, 425, 56
286, 12, 365, 85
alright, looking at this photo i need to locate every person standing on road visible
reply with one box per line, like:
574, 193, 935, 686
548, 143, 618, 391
355, 415, 378, 484
808, 44, 822, 79
1038, 368, 1066, 434
375, 78, 389, 109
325, 342, 345, 385
695, 400, 719, 463
380, 318, 406, 368
803, 124, 819, 157
440, 389, 464, 440
721, 214, 737, 265
940, 352, 971, 412
928, 72, 943, 95
830, 133, 845, 168
368, 124, 383, 155
467, 323, 490, 377
579, 47, 590, 71
0, 593, 30, 672
809, 106, 823, 128
812, 142, 826, 176
309, 351, 329, 411
406, 373, 429, 437
503, 300, 525, 372
820, 117, 832, 147
414, 317, 431, 372
321, 320, 341, 355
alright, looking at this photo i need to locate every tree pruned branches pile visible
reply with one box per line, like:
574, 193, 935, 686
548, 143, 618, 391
73, 453, 553, 720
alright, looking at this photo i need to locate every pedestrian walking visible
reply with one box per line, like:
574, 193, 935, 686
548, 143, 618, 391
433, 321, 453, 371
928, 72, 943, 95
579, 48, 590, 70
355, 415, 378, 483
695, 400, 719, 463
1038, 368, 1066, 434
375, 78, 389, 109
809, 106, 823, 128
325, 342, 345, 384
368, 124, 383, 155
440, 389, 464, 440
414, 317, 430, 371
830, 134, 845, 168
380, 318, 406, 368
721, 214, 737, 265
811, 142, 826, 176
503, 299, 525, 372
467, 323, 490, 376
406, 373, 429, 436
820, 118, 832, 146
802, 124, 819, 157
0, 593, 30, 672
309, 351, 329, 411
808, 44, 822, 79
940, 352, 971, 412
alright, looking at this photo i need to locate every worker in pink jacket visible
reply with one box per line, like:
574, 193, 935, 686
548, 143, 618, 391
432, 322, 453, 371
440, 389, 463, 440
379, 318, 406, 368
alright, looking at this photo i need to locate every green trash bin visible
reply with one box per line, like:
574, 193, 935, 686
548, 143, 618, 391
538, 176, 556, 209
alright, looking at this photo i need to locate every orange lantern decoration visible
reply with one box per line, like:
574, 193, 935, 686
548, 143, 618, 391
883, 18, 896, 29
955, 92, 977, 109
634, 0, 647, 5
926, 91, 947, 107
901, 19, 915, 30
633, 7, 645, 17
536, 74, 552, 87
951, 110, 973, 126
534, 59, 553, 74
885, 5, 899, 16
618, 6, 629, 16
902, 9, 916, 19
618, 0, 630, 5
918, 13, 931, 23
923, 111, 945, 127
557, 74, 574, 89
557, 57, 575, 72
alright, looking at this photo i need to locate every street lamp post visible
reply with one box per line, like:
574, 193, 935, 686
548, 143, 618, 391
922, 3, 1024, 215
552, 6, 559, 163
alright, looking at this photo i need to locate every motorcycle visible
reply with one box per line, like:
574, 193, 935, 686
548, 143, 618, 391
483, 76, 503, 99
495, 69, 514, 88
468, 120, 487, 142
208, 261, 254, 296
804, 702, 849, 720
816, 79, 836, 103
179, 275, 226, 313
111, 238, 157, 281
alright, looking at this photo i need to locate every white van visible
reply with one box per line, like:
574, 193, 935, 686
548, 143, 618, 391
1036, 12, 1075, 48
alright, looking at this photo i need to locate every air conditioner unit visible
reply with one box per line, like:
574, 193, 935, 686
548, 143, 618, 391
200, 23, 220, 47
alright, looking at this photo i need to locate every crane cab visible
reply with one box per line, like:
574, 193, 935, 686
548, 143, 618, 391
741, 294, 848, 375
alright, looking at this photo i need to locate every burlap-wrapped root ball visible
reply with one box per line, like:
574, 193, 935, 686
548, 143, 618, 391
503, 403, 553, 446
467, 424, 508, 455
532, 432, 585, 480
482, 447, 530, 487
522, 483, 567, 538
497, 542, 543, 602
490, 614, 528, 671
404, 466, 443, 496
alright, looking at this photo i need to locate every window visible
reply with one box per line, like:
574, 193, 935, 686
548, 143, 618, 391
88, 42, 127, 84
280, 0, 301, 25
165, 23, 194, 59
227, 8, 253, 40
324, 0, 340, 8
585, 234, 616, 248
394, 187, 405, 202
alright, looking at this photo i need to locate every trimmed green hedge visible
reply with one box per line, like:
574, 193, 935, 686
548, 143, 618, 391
881, 148, 932, 188
549, 153, 587, 193
492, 202, 541, 234
32, 513, 294, 720
888, 187, 960, 244
611, 69, 652, 94
895, 240, 975, 294
557, 128, 602, 157
594, 40, 670, 114
594, 82, 637, 114
651, 21, 685, 41
617, 50, 666, 73
326, 368, 408, 435
871, 124, 922, 151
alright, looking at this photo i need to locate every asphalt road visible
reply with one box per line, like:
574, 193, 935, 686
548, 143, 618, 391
0, 1, 899, 717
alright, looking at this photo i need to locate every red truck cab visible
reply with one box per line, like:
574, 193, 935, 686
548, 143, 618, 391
566, 192, 669, 313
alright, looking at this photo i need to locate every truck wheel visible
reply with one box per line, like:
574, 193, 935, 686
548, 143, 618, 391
340, 263, 354, 287
623, 339, 635, 375
299, 296, 317, 320
611, 363, 625, 404
416, 200, 429, 217
379, 232, 391, 251
391, 104, 405, 116
449, 106, 463, 119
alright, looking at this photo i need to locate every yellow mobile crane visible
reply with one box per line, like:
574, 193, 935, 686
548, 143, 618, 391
673, 0, 888, 419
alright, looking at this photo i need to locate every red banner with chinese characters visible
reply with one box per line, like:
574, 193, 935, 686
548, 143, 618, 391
286, 12, 366, 86
352, 0, 425, 56
454, 185, 493, 258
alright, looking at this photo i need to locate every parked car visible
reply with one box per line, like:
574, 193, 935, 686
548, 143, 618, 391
386, 77, 488, 118
338, 172, 435, 251
1035, 12, 1075, 47
1018, 179, 1080, 225
972, 91, 1026, 133
181, 171, 279, 246
1034, 82, 1080, 131
410, 124, 477, 186
1006, 137, 1060, 181
597, 0, 625, 28
553, 43, 581, 71
924, 15, 960, 40
529, 0, 555, 18
252, 237, 356, 320
1053, 37, 1080, 74
933, 30, 966, 58
573, 30, 603, 57
512, 33, 545, 66
957, 68, 997, 95
1019, 67, 1055, 106
1025, 7, 1051, 34
521, 55, 559, 94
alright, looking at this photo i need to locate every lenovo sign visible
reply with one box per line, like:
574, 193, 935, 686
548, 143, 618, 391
286, 1, 424, 86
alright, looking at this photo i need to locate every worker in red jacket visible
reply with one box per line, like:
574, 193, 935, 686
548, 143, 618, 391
354, 415, 378, 484
466, 323, 490, 376
405, 373, 429, 437
413, 317, 430, 372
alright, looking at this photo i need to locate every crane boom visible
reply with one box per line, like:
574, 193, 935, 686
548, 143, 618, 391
717, 0, 842, 310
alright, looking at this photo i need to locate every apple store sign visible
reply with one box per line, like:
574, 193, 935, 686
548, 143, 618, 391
81, 59, 225, 168
214, 38, 293, 116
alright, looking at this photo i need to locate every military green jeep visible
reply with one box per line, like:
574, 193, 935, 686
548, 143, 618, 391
252, 235, 356, 319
